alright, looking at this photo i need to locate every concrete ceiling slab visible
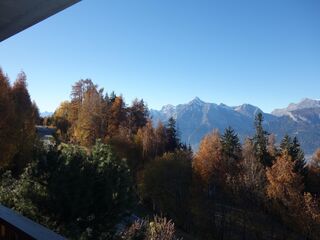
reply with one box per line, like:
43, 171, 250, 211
0, 0, 80, 42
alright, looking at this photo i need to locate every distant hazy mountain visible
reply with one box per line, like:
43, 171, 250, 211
272, 98, 320, 123
151, 97, 320, 156
40, 111, 53, 118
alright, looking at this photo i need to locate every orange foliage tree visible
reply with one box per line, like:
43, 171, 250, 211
193, 130, 224, 194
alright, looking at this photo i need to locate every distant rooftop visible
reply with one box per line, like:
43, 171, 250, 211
0, 0, 80, 42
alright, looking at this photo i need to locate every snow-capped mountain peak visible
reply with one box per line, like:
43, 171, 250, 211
188, 97, 205, 106
272, 98, 320, 117
150, 97, 320, 155
40, 111, 53, 117
233, 104, 262, 118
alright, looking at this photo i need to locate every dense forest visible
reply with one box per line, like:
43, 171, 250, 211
0, 68, 320, 240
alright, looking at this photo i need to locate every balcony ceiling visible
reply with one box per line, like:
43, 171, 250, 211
0, 0, 80, 42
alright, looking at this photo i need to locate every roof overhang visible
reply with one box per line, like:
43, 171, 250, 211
0, 0, 80, 42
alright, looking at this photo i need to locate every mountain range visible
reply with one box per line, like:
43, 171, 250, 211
150, 97, 320, 158
40, 111, 53, 118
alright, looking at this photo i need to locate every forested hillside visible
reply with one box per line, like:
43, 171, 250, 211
1, 69, 320, 240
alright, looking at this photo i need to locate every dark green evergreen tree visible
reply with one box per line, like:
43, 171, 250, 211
221, 126, 241, 162
291, 136, 306, 176
109, 91, 117, 103
253, 113, 271, 166
141, 150, 192, 228
104, 92, 109, 103
280, 135, 306, 176
165, 117, 180, 152
188, 144, 193, 152
128, 99, 149, 135
280, 134, 292, 153
0, 141, 133, 239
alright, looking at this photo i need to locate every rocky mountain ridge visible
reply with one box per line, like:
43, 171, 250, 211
150, 97, 320, 156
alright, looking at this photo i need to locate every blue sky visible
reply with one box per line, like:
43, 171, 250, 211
0, 0, 319, 113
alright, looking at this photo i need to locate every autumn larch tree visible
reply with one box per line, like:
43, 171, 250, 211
192, 131, 224, 239
267, 133, 278, 160
74, 88, 105, 147
136, 120, 156, 162
0, 68, 15, 168
303, 192, 320, 238
31, 101, 41, 125
69, 79, 96, 136
193, 130, 224, 194
306, 148, 320, 194
11, 72, 36, 172
106, 95, 127, 138
266, 150, 304, 221
53, 101, 71, 141
240, 138, 266, 201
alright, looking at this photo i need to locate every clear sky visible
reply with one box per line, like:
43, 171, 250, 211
0, 0, 319, 113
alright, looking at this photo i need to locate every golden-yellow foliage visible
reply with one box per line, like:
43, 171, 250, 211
193, 130, 223, 187
266, 150, 303, 207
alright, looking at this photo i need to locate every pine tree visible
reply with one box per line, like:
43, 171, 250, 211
109, 91, 116, 103
280, 135, 306, 176
280, 134, 292, 153
253, 113, 271, 166
155, 121, 167, 157
221, 127, 241, 162
165, 117, 180, 152
291, 136, 306, 176
142, 150, 192, 228
128, 98, 149, 135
